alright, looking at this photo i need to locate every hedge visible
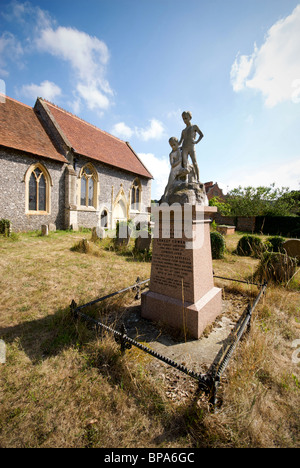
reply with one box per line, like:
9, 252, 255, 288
210, 231, 226, 259
255, 216, 300, 237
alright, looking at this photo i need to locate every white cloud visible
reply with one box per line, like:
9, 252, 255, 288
111, 122, 134, 139
138, 153, 170, 199
231, 4, 300, 107
111, 118, 165, 142
230, 47, 257, 92
0, 31, 24, 76
224, 157, 300, 192
136, 119, 165, 141
2, 0, 52, 29
76, 83, 110, 111
1, 2, 113, 111
35, 25, 113, 110
21, 80, 62, 101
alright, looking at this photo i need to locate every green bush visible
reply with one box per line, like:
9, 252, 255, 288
0, 219, 11, 237
235, 235, 264, 257
266, 236, 285, 252
210, 231, 226, 259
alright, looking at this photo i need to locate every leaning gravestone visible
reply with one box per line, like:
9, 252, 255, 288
141, 111, 222, 339
283, 239, 300, 262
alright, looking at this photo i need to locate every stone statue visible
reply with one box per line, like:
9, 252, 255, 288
160, 111, 208, 206
162, 137, 185, 200
178, 111, 203, 183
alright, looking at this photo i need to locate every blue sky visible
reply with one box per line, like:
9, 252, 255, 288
1, 0, 300, 199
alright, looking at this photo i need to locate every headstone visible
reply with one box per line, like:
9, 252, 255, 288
91, 226, 106, 241
283, 239, 300, 261
134, 235, 152, 252
141, 205, 222, 339
114, 222, 131, 247
41, 224, 48, 236
48, 223, 56, 232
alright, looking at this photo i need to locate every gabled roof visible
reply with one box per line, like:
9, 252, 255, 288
0, 95, 67, 163
40, 99, 153, 179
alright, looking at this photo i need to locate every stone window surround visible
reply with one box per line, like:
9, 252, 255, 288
130, 177, 142, 213
77, 162, 99, 211
24, 162, 53, 215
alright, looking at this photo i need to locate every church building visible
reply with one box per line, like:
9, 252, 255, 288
0, 96, 152, 232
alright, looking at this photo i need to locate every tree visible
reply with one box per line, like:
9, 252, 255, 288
225, 184, 297, 217
209, 196, 231, 216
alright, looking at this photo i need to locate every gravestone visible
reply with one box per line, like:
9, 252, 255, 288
134, 235, 152, 252
114, 222, 132, 247
283, 239, 300, 261
141, 111, 222, 339
41, 224, 48, 236
92, 226, 106, 241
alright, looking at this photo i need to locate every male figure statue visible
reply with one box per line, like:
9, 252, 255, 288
178, 111, 203, 182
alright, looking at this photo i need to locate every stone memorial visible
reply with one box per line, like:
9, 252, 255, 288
141, 111, 222, 339
283, 239, 300, 262
41, 224, 49, 236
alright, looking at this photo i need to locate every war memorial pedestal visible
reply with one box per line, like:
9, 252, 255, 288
141, 205, 222, 339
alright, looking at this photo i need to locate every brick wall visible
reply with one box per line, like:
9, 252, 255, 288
212, 212, 256, 232
236, 217, 256, 233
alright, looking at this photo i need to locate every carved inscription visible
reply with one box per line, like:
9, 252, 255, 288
151, 238, 193, 297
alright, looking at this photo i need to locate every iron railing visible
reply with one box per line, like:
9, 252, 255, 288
70, 276, 267, 406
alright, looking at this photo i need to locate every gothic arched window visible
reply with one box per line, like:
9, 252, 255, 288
79, 164, 98, 208
131, 178, 141, 210
25, 163, 51, 214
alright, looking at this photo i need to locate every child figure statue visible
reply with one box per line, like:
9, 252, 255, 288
162, 137, 184, 200
178, 111, 203, 183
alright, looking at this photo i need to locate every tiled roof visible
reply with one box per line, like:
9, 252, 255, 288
42, 100, 153, 179
0, 95, 67, 163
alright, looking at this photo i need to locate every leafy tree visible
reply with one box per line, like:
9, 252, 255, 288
209, 196, 231, 216
225, 184, 297, 217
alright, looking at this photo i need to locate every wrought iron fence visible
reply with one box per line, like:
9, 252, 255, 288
70, 275, 267, 406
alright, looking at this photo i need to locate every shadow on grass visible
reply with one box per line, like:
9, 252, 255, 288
0, 306, 84, 363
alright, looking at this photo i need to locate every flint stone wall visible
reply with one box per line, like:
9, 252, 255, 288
0, 148, 66, 231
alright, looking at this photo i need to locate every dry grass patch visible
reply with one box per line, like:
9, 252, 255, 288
0, 230, 299, 448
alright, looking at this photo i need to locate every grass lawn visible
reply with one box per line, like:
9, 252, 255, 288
0, 229, 299, 448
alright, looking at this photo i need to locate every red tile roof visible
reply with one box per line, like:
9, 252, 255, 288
0, 95, 67, 163
42, 100, 153, 179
